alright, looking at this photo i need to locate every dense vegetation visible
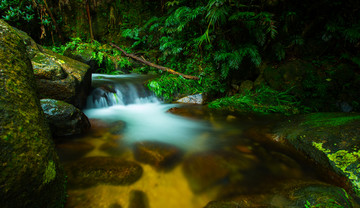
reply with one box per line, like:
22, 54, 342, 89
1, 0, 360, 114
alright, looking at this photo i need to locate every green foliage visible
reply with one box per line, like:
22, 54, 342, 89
0, 0, 36, 22
48, 38, 131, 75
0, 0, 61, 41
209, 85, 300, 115
305, 199, 345, 208
214, 44, 261, 78
147, 74, 204, 102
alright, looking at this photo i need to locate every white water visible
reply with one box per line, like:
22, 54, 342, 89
83, 74, 210, 150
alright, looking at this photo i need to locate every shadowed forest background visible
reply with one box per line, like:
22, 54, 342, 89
1, 0, 360, 114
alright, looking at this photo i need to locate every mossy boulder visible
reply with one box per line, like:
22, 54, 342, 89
41, 99, 91, 137
63, 44, 98, 69
33, 48, 92, 108
65, 156, 143, 188
274, 112, 360, 201
205, 180, 355, 208
0, 20, 66, 208
14, 26, 92, 108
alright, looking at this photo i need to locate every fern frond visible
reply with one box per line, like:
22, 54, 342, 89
206, 0, 230, 28
229, 11, 255, 21
343, 25, 360, 43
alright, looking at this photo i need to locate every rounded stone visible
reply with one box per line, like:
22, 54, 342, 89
65, 156, 143, 188
41, 98, 91, 137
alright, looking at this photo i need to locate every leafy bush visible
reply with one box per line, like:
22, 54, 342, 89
48, 38, 132, 75
208, 85, 301, 115
147, 74, 204, 102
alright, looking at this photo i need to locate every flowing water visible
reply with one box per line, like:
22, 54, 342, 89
57, 74, 339, 208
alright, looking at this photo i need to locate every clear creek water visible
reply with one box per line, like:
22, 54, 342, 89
57, 74, 341, 208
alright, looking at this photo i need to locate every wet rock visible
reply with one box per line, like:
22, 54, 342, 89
65, 156, 143, 188
0, 20, 66, 208
133, 141, 183, 170
64, 44, 96, 67
166, 105, 208, 120
87, 119, 126, 139
41, 99, 91, 137
56, 141, 95, 161
176, 93, 205, 104
15, 27, 92, 108
205, 180, 356, 208
129, 190, 149, 208
182, 151, 257, 193
274, 112, 360, 201
34, 48, 92, 108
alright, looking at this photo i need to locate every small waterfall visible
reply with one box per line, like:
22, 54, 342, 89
83, 74, 210, 150
86, 74, 160, 108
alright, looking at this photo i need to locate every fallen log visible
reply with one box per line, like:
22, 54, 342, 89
110, 43, 200, 80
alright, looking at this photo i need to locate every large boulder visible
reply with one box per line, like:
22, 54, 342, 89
205, 180, 355, 208
0, 20, 66, 208
41, 99, 91, 137
274, 112, 360, 202
15, 27, 92, 108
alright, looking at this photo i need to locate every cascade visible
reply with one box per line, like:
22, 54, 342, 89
83, 74, 210, 150
86, 74, 160, 108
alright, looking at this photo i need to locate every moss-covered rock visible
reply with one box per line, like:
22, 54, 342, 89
34, 48, 92, 108
275, 112, 360, 201
41, 99, 91, 137
205, 180, 355, 208
0, 20, 66, 208
64, 44, 98, 69
65, 156, 143, 188
13, 26, 92, 108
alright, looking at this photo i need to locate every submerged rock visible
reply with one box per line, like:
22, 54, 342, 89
0, 20, 66, 208
133, 141, 183, 170
65, 156, 143, 188
182, 151, 257, 193
41, 99, 91, 137
274, 112, 360, 201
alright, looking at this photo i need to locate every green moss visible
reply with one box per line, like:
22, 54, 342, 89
312, 142, 331, 153
43, 160, 56, 184
312, 142, 360, 196
303, 113, 360, 127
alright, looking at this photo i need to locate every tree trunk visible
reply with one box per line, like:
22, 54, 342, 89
110, 43, 200, 80
85, 0, 94, 41
42, 0, 64, 43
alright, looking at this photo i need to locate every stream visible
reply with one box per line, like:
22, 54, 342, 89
57, 74, 336, 208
